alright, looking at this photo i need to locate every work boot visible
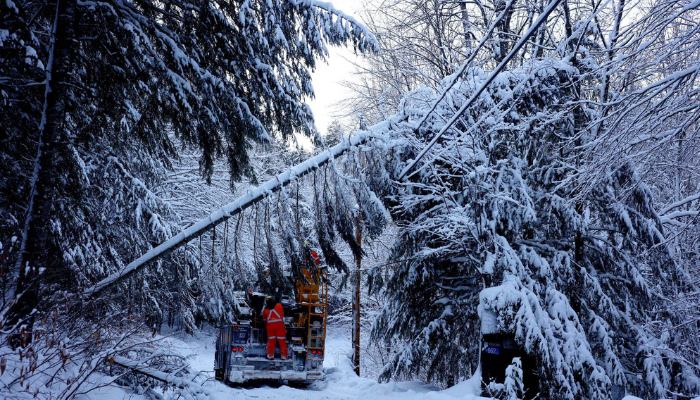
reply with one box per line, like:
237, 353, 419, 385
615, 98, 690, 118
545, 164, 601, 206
266, 355, 274, 360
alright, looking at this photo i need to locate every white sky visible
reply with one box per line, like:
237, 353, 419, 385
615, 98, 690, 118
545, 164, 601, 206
308, 48, 363, 136
307, 1, 369, 137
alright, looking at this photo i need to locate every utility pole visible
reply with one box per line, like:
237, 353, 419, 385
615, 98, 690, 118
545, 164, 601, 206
352, 218, 361, 376
352, 115, 366, 377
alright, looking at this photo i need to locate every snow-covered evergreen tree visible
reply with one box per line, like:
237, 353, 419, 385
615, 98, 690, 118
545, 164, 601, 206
504, 358, 524, 400
362, 15, 700, 397
0, 0, 376, 328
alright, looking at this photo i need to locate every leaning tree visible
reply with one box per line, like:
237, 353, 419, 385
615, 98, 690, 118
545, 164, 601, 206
0, 0, 376, 329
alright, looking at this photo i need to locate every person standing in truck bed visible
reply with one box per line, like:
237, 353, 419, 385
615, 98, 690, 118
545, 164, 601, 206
263, 296, 288, 360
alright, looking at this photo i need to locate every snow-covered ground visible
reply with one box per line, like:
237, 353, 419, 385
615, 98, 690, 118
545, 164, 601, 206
9, 324, 694, 399
75, 324, 489, 400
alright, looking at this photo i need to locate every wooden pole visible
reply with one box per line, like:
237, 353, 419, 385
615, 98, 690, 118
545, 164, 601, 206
353, 127, 364, 376
353, 217, 361, 376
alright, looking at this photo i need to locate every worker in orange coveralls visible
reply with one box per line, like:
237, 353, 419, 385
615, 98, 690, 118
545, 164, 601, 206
263, 296, 288, 360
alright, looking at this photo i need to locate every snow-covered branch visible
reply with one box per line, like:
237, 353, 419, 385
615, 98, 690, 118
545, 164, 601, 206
82, 119, 394, 296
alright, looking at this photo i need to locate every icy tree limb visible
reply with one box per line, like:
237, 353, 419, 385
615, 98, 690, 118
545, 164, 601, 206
397, 0, 563, 180
659, 192, 700, 215
111, 356, 213, 394
659, 210, 699, 225
286, 0, 380, 51
82, 120, 393, 297
404, 0, 516, 141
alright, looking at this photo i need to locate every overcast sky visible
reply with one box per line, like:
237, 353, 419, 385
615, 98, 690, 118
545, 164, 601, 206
307, 1, 369, 137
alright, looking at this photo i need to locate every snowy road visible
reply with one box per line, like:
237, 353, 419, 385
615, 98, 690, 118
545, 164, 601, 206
79, 325, 489, 400
70, 326, 660, 400
163, 326, 487, 400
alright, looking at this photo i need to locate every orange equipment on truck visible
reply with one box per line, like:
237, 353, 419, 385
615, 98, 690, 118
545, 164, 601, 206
214, 249, 328, 384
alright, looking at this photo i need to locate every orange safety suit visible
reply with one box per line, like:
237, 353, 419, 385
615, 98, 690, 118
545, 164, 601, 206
263, 302, 288, 359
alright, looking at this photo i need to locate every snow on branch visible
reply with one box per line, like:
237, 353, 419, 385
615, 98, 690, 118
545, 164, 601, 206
659, 192, 700, 215
397, 0, 563, 180
659, 210, 700, 225
286, 0, 380, 52
111, 356, 213, 395
81, 119, 394, 297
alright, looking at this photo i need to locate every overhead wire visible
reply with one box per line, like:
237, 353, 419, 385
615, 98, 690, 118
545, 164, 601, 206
403, 0, 517, 139
397, 0, 564, 180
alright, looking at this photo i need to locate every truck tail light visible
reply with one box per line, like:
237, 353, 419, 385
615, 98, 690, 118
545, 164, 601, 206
238, 347, 244, 352
232, 347, 238, 352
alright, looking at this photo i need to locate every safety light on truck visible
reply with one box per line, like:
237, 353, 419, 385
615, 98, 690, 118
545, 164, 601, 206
238, 347, 243, 352
232, 347, 238, 352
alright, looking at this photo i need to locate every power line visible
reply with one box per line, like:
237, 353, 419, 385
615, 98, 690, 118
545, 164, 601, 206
397, 0, 564, 180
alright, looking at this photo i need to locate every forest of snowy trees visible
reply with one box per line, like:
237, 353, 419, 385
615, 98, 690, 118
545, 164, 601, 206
337, 0, 700, 397
2, 0, 700, 399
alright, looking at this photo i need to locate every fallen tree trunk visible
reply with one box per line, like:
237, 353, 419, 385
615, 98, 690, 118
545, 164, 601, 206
82, 121, 392, 297
112, 355, 212, 394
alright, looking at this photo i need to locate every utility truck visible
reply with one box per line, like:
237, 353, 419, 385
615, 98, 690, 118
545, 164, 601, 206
214, 252, 328, 384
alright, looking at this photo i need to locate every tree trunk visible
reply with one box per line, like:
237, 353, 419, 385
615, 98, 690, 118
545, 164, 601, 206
494, 0, 515, 63
430, 0, 451, 77
459, 1, 473, 56
14, 0, 77, 321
